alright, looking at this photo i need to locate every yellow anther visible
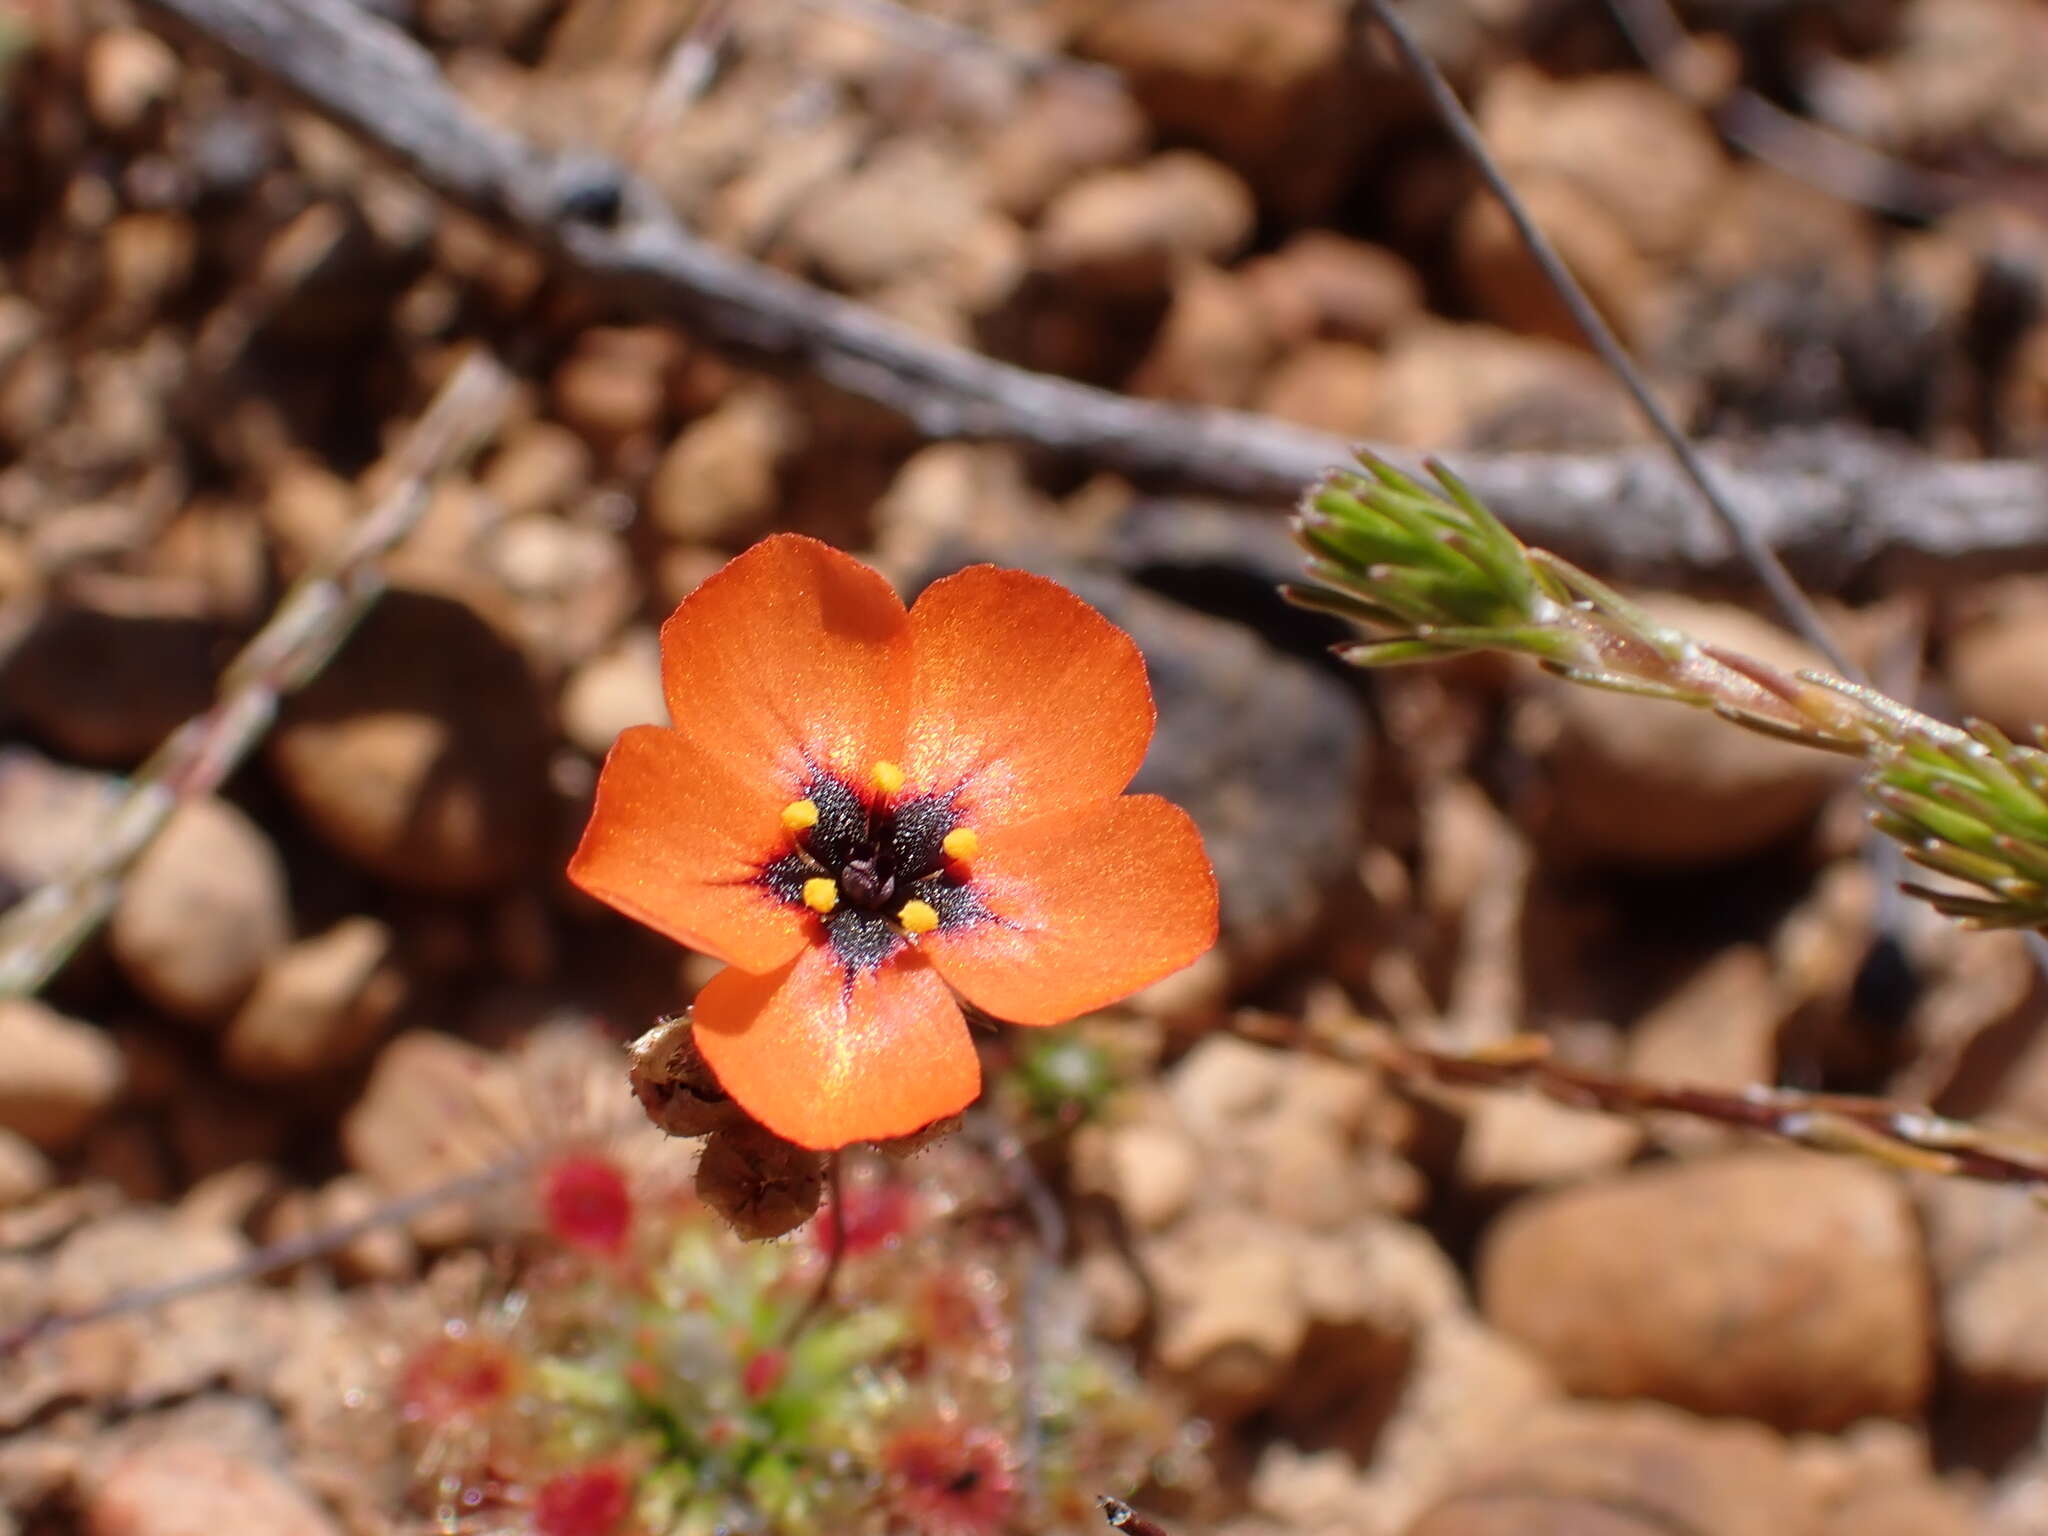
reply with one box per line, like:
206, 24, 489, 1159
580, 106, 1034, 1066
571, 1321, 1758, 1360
781, 798, 820, 833
802, 878, 839, 914
870, 760, 905, 795
898, 899, 939, 935
941, 826, 979, 862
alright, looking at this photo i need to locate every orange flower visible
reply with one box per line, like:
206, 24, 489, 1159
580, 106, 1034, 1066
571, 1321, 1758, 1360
569, 535, 1217, 1151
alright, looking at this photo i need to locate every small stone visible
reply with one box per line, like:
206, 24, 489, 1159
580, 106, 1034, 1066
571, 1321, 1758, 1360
1255, 340, 1385, 438
0, 749, 123, 902
561, 627, 667, 758
1147, 1208, 1307, 1418
478, 513, 637, 674
1538, 595, 1854, 866
7, 607, 221, 765
1242, 231, 1423, 347
110, 797, 291, 1026
982, 76, 1147, 217
99, 214, 196, 332
1947, 576, 2048, 735
1166, 1035, 1288, 1138
1457, 174, 1656, 346
0, 1000, 126, 1150
86, 1440, 341, 1536
222, 918, 406, 1081
787, 140, 986, 291
1075, 0, 1367, 217
313, 1175, 417, 1283
1480, 1151, 1930, 1430
1410, 1401, 1813, 1536
1455, 1093, 1642, 1194
647, 384, 798, 545
480, 421, 592, 516
0, 1128, 54, 1207
1819, 1484, 1977, 1536
342, 1032, 525, 1245
1102, 1121, 1200, 1231
261, 456, 354, 574
83, 29, 180, 137
1128, 263, 1275, 407
48, 1211, 267, 1408
1476, 66, 1726, 262
1626, 946, 1785, 1108
1370, 322, 1641, 450
269, 589, 551, 892
550, 326, 679, 448
1036, 151, 1255, 295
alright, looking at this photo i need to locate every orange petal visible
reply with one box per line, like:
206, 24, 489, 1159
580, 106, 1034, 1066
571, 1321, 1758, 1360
661, 534, 911, 795
905, 567, 1153, 826
569, 725, 808, 973
692, 944, 982, 1150
925, 795, 1217, 1025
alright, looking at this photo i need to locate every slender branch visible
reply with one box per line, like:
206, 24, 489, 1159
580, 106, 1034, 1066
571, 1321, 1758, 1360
0, 350, 512, 997
128, 0, 2048, 590
1332, 1024, 2048, 1190
1357, 0, 1851, 678
1099, 1497, 1176, 1536
0, 1154, 531, 1358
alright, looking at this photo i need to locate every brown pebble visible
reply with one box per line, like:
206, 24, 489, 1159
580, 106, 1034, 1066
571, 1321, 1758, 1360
0, 999, 127, 1150
87, 1440, 342, 1536
1410, 1401, 1813, 1536
268, 589, 550, 893
222, 918, 406, 1081
110, 796, 291, 1026
1479, 1150, 1929, 1431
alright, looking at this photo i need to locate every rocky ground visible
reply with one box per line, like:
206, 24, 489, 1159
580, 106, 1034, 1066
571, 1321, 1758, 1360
7, 0, 2048, 1532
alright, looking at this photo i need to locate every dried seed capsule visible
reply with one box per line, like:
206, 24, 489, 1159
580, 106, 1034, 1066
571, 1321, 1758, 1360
695, 1121, 825, 1240
626, 1014, 742, 1138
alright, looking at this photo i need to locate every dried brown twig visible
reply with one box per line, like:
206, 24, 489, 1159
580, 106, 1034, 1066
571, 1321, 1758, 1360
129, 0, 2048, 591
1320, 1021, 2048, 1192
0, 350, 513, 997
1098, 1496, 1175, 1536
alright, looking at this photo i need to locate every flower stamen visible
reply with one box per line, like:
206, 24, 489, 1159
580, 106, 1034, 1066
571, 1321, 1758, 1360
941, 827, 979, 862
898, 899, 940, 935
870, 760, 906, 796
803, 877, 840, 914
781, 798, 820, 833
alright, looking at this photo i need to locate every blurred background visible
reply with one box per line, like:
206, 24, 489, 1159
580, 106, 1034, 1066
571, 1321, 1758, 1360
6, 0, 2048, 1532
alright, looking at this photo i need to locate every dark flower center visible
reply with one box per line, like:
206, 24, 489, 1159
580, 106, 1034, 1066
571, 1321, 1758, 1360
758, 765, 986, 969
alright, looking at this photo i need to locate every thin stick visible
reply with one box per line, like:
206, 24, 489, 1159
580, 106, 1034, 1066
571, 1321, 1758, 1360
781, 1151, 845, 1346
0, 350, 512, 997
964, 1108, 1066, 1516
1321, 1022, 2048, 1189
129, 0, 2048, 588
790, 0, 1122, 86
1098, 1496, 1175, 1536
1356, 0, 1854, 680
629, 0, 735, 165
0, 1156, 532, 1358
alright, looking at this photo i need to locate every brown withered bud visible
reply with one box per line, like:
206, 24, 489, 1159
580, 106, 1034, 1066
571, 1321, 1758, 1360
627, 1013, 744, 1138
695, 1121, 826, 1240
875, 1114, 963, 1160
